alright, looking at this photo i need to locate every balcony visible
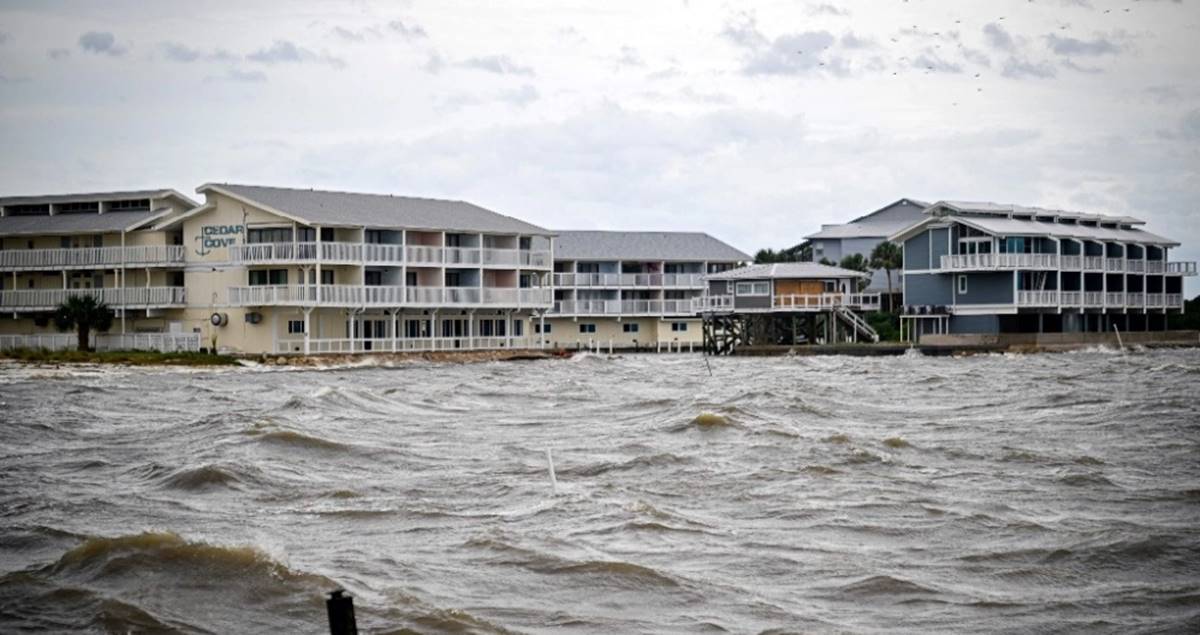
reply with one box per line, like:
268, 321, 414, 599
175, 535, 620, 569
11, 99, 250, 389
227, 242, 551, 269
1061, 255, 1082, 270
0, 287, 186, 311
938, 253, 1059, 271
1083, 291, 1104, 308
0, 245, 185, 271
690, 293, 880, 313
1017, 290, 1059, 307
1083, 256, 1105, 271
272, 335, 539, 355
1146, 261, 1165, 274
227, 285, 552, 309
1126, 260, 1145, 273
550, 299, 696, 316
1105, 258, 1125, 272
553, 273, 706, 288
1166, 262, 1197, 276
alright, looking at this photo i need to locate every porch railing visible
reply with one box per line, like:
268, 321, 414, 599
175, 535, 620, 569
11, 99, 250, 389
227, 285, 552, 308
271, 336, 537, 355
0, 332, 200, 352
1166, 261, 1197, 276
0, 287, 186, 310
0, 245, 185, 270
1017, 290, 1058, 306
1082, 256, 1105, 271
1106, 258, 1126, 272
938, 253, 1059, 271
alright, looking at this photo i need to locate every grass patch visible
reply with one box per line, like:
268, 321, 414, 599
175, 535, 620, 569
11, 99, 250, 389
865, 312, 901, 342
0, 348, 240, 366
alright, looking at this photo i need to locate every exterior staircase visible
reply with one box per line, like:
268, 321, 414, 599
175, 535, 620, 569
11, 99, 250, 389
834, 306, 880, 343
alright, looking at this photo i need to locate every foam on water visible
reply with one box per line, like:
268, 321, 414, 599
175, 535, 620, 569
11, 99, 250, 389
1, 349, 1198, 632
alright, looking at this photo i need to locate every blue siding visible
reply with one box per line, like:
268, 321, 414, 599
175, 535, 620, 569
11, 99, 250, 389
904, 232, 931, 270
905, 272, 952, 306
955, 272, 1013, 305
950, 315, 999, 334
930, 228, 949, 266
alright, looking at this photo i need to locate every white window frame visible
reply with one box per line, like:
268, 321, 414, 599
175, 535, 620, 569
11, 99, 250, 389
735, 281, 770, 296
958, 275, 968, 295
579, 323, 596, 334
287, 320, 305, 334
623, 323, 639, 333
671, 322, 689, 332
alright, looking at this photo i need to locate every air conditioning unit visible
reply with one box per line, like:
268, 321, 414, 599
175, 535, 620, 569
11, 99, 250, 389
209, 312, 229, 327
244, 312, 263, 325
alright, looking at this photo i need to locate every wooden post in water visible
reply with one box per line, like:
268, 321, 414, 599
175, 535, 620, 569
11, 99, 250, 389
327, 589, 358, 635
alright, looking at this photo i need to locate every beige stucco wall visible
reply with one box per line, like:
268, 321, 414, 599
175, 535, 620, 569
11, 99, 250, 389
544, 316, 703, 349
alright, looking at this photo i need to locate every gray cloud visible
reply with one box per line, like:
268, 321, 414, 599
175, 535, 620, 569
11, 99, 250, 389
205, 68, 267, 84
1044, 34, 1120, 56
161, 42, 236, 63
47, 48, 70, 60
913, 53, 962, 74
0, 32, 7, 45
722, 14, 845, 77
387, 20, 428, 40
1145, 85, 1182, 104
458, 55, 535, 76
617, 46, 644, 68
840, 32, 874, 49
1182, 109, 1200, 140
1002, 57, 1057, 79
247, 40, 344, 69
808, 3, 849, 17
983, 23, 1015, 51
1061, 59, 1103, 74
423, 52, 446, 74
501, 84, 540, 106
79, 31, 127, 56
331, 26, 368, 42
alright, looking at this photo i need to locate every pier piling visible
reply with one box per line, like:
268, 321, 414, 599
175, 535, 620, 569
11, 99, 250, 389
326, 589, 358, 635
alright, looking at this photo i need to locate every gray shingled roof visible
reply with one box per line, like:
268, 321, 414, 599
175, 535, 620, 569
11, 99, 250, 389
804, 198, 930, 240
0, 189, 196, 207
890, 200, 1175, 245
934, 201, 1145, 225
553, 230, 749, 262
205, 183, 552, 236
707, 262, 869, 280
0, 210, 170, 236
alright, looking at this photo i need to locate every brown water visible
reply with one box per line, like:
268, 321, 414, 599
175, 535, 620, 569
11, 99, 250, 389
1, 349, 1198, 633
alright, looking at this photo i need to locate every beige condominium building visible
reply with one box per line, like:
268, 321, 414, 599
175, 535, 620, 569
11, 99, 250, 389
0, 189, 198, 349
545, 230, 749, 351
0, 184, 556, 355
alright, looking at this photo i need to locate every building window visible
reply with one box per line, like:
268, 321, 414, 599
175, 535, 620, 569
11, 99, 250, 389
671, 322, 689, 332
735, 281, 770, 296
365, 270, 383, 286
287, 320, 305, 334
623, 323, 639, 333
534, 323, 552, 334
513, 320, 523, 337
958, 275, 968, 295
249, 269, 288, 286
579, 323, 596, 334
247, 227, 292, 243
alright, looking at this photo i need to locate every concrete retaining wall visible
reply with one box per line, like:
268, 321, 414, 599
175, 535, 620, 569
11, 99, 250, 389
920, 330, 1200, 348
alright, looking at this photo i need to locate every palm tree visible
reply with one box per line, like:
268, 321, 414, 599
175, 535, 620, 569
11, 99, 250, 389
53, 296, 114, 351
869, 241, 903, 312
839, 254, 872, 292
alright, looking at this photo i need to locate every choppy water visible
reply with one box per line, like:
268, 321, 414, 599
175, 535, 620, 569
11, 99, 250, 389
1, 349, 1198, 633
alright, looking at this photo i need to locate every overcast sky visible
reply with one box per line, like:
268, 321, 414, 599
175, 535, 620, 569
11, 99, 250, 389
0, 0, 1197, 287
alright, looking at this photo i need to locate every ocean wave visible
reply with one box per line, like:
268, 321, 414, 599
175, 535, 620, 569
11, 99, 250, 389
836, 574, 939, 597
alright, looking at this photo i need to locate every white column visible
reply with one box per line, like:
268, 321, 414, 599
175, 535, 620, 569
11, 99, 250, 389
303, 307, 312, 355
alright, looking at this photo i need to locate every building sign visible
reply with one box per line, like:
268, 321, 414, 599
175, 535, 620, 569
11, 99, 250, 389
195, 224, 243, 256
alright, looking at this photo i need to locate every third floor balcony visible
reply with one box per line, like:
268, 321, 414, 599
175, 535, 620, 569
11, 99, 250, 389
553, 272, 707, 288
0, 245, 185, 271
228, 242, 552, 269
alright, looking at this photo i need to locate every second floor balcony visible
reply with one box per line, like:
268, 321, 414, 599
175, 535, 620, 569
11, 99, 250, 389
692, 293, 881, 314
0, 286, 186, 311
940, 252, 1196, 276
549, 298, 695, 316
0, 245, 185, 271
227, 284, 552, 309
229, 242, 551, 269
1016, 290, 1183, 309
553, 272, 707, 288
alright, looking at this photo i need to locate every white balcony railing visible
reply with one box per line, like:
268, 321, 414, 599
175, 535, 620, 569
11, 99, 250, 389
1017, 290, 1059, 306
553, 272, 706, 288
0, 332, 200, 353
1127, 260, 1145, 273
1126, 292, 1145, 307
0, 245, 185, 271
1166, 294, 1183, 308
1060, 255, 1082, 270
272, 336, 538, 355
1083, 291, 1104, 307
1105, 292, 1126, 306
774, 293, 882, 311
693, 295, 735, 313
227, 285, 551, 308
1166, 261, 1197, 276
1146, 261, 1165, 274
1060, 291, 1082, 306
1146, 293, 1165, 308
0, 287, 186, 311
444, 247, 482, 265
938, 253, 1059, 271
1082, 256, 1105, 271
1106, 258, 1126, 272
